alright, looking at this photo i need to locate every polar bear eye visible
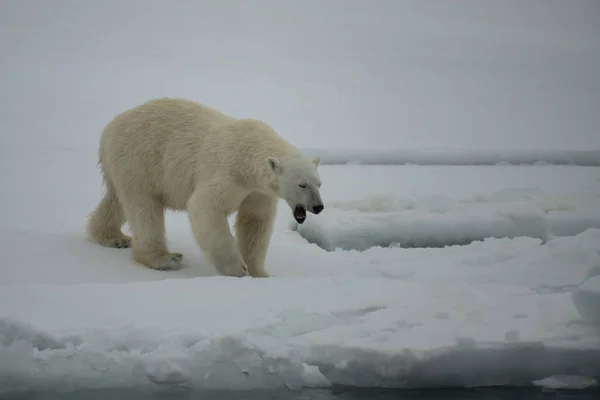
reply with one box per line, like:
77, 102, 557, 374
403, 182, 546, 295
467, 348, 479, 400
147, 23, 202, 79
298, 184, 307, 189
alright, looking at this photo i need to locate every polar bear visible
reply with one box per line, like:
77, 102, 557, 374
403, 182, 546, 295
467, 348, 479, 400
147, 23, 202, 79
86, 97, 324, 278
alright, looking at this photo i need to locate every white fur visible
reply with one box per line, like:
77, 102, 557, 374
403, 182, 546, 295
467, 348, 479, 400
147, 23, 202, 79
86, 97, 323, 277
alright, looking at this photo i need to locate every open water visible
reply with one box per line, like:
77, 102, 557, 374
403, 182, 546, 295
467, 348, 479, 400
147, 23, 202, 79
3, 387, 600, 400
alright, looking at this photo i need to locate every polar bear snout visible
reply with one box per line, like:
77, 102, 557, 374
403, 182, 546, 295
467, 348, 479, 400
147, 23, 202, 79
292, 203, 323, 223
293, 205, 307, 224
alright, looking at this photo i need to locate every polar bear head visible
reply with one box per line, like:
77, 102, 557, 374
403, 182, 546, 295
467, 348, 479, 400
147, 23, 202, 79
267, 155, 324, 224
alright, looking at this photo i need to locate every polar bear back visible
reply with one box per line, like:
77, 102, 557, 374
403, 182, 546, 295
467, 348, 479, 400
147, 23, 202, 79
99, 97, 300, 211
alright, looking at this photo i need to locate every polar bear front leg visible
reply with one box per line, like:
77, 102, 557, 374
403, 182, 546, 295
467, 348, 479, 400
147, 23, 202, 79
188, 186, 249, 278
235, 192, 277, 278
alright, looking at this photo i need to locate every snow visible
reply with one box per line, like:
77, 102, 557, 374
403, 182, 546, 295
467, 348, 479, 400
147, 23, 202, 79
572, 276, 600, 325
2, 162, 600, 393
301, 148, 600, 166
293, 183, 600, 251
293, 165, 600, 251
2, 0, 600, 396
532, 375, 597, 390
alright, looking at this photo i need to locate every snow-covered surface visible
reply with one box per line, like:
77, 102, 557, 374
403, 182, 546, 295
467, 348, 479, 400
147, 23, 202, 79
2, 161, 600, 393
2, 0, 600, 395
301, 148, 600, 166
532, 375, 598, 391
293, 167, 600, 251
573, 276, 600, 325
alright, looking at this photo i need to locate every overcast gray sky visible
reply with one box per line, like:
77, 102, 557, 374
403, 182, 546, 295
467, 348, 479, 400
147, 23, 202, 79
1, 0, 599, 150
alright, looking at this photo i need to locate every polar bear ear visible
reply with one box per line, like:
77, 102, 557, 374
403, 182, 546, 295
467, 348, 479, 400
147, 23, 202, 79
267, 157, 283, 175
312, 157, 320, 167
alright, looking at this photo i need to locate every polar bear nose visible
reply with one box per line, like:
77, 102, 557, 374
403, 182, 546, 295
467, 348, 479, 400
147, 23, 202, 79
312, 204, 324, 214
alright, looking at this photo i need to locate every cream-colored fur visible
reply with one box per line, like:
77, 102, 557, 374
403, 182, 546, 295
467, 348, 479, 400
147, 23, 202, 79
86, 97, 323, 277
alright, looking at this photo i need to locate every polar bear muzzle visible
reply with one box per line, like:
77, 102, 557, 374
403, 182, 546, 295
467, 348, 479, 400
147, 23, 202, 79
293, 203, 324, 223
294, 205, 307, 223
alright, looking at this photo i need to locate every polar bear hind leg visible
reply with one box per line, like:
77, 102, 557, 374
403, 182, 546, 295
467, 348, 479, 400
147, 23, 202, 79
86, 179, 132, 249
120, 192, 183, 271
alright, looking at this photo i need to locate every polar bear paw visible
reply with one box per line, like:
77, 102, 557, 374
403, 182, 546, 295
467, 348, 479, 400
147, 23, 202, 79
218, 260, 249, 278
153, 253, 184, 270
250, 270, 270, 278
97, 235, 132, 249
135, 252, 184, 271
